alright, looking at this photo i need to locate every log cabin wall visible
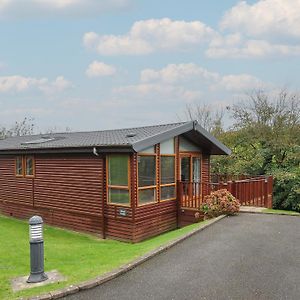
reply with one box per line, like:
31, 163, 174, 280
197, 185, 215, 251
132, 141, 178, 242
0, 136, 212, 242
202, 154, 210, 184
0, 154, 104, 236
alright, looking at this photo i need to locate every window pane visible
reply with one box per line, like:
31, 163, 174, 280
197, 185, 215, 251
26, 157, 33, 176
109, 188, 129, 205
108, 155, 128, 186
161, 186, 176, 200
161, 156, 175, 184
138, 156, 156, 187
193, 157, 201, 183
160, 138, 175, 154
16, 157, 23, 176
139, 188, 156, 204
181, 157, 190, 182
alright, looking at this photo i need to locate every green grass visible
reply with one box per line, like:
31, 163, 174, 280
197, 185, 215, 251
0, 214, 209, 300
262, 208, 300, 215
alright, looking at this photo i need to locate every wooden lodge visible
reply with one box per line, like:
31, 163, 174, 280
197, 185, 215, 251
0, 120, 232, 242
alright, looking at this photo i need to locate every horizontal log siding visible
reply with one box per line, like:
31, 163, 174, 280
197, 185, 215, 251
133, 201, 177, 242
0, 154, 104, 235
0, 156, 33, 205
201, 154, 210, 198
202, 154, 210, 183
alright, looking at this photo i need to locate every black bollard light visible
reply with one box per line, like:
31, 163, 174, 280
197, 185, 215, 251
27, 216, 48, 283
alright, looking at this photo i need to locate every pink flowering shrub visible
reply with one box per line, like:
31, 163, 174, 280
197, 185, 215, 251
201, 189, 240, 217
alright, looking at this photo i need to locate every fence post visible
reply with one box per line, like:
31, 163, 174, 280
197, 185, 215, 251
268, 176, 273, 209
264, 178, 269, 208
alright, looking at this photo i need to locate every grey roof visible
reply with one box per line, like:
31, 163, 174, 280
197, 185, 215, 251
0, 121, 231, 155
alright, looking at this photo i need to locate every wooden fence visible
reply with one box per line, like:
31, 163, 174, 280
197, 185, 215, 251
178, 176, 273, 209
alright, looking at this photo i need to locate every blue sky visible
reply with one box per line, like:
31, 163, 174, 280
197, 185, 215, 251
0, 0, 299, 132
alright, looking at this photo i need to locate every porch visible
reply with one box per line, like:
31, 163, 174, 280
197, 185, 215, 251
177, 175, 273, 226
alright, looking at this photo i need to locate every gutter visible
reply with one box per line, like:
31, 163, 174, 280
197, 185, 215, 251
0, 146, 134, 155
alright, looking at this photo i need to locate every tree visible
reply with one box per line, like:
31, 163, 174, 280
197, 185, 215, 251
0, 117, 35, 139
228, 89, 300, 173
184, 103, 225, 137
210, 88, 300, 211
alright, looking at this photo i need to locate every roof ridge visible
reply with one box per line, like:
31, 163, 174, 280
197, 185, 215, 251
1, 121, 190, 139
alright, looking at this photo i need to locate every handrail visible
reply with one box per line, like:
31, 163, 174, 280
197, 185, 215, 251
178, 176, 273, 209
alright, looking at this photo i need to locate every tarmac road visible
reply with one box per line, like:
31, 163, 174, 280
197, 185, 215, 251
64, 213, 300, 300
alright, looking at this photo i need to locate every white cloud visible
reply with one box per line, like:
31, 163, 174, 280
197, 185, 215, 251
83, 18, 216, 55
0, 75, 72, 94
219, 74, 265, 92
220, 0, 300, 40
114, 83, 203, 103
39, 76, 72, 94
86, 61, 116, 77
141, 63, 220, 84
206, 36, 300, 59
139, 63, 266, 92
112, 63, 268, 110
0, 0, 131, 19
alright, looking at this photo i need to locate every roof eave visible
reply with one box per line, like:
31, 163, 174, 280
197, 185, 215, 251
193, 123, 231, 155
132, 121, 194, 152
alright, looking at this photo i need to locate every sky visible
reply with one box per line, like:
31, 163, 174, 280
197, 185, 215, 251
0, 0, 300, 132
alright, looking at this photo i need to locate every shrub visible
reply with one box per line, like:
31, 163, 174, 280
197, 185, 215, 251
202, 189, 240, 217
272, 168, 300, 212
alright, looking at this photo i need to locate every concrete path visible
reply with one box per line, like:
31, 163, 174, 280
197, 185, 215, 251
240, 205, 265, 213
64, 214, 300, 300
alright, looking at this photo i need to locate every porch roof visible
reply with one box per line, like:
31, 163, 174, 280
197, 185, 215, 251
0, 121, 231, 155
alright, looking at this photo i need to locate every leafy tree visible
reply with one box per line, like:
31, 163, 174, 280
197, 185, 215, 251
228, 89, 300, 173
209, 89, 300, 211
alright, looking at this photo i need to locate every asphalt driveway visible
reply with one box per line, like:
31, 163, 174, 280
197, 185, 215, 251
65, 213, 300, 300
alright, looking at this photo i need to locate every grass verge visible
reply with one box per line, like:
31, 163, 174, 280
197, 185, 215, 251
0, 214, 209, 300
262, 208, 300, 215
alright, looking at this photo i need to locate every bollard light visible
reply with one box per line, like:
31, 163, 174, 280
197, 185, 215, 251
27, 216, 48, 283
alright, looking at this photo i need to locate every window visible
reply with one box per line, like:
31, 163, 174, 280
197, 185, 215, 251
16, 156, 23, 177
107, 154, 130, 206
160, 138, 176, 201
15, 155, 35, 178
138, 155, 156, 205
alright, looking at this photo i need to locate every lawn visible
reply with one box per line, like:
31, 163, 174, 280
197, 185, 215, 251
262, 208, 300, 215
0, 214, 209, 300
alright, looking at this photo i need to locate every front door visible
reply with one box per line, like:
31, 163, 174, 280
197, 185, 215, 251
180, 153, 202, 198
180, 154, 201, 183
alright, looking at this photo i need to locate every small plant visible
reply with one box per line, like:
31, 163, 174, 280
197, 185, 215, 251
202, 189, 240, 217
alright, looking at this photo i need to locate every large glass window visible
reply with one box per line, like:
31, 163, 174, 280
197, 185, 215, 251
107, 154, 130, 205
138, 155, 157, 205
138, 156, 156, 187
160, 138, 176, 201
161, 156, 175, 184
